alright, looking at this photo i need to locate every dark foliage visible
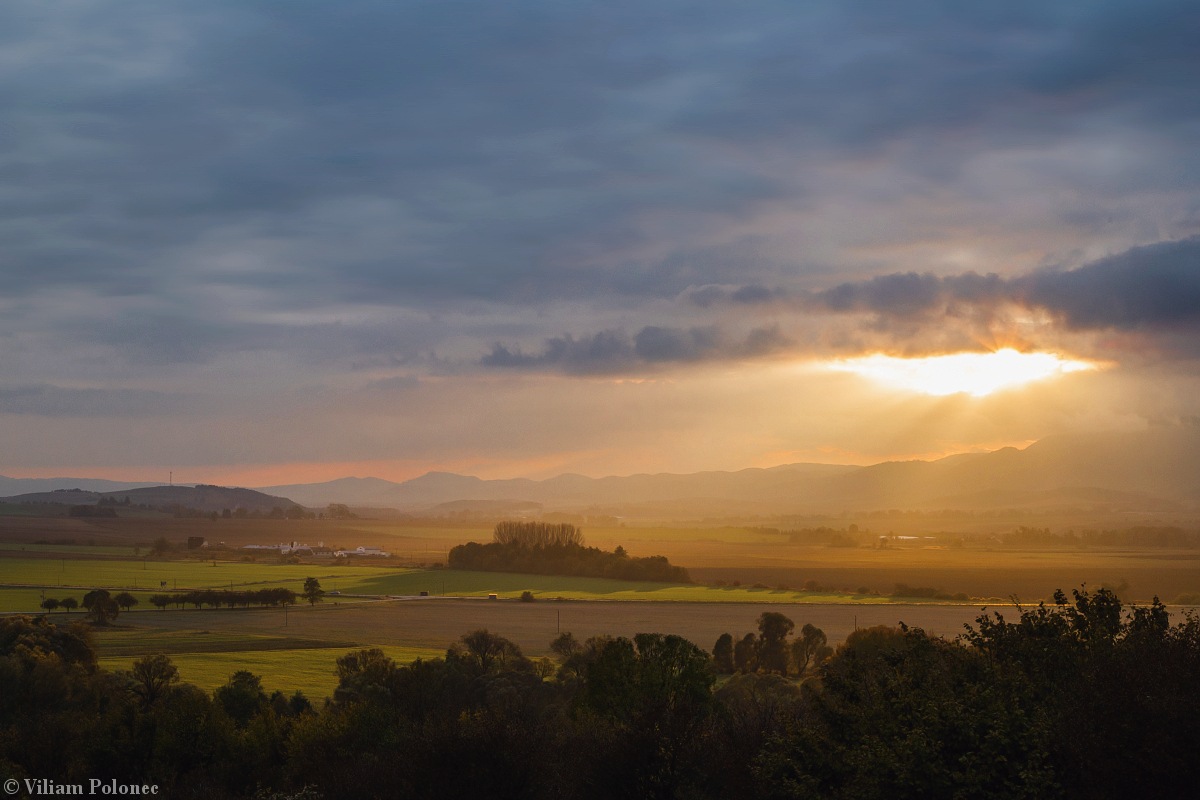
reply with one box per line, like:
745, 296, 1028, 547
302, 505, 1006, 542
2, 588, 1199, 799
448, 520, 691, 583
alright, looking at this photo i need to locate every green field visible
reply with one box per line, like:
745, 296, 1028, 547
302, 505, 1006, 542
0, 555, 394, 592
92, 627, 443, 698
0, 551, 945, 607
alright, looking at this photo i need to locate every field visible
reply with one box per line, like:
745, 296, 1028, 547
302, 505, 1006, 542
4, 512, 1200, 698
7, 513, 1200, 598
94, 627, 443, 698
86, 598, 1006, 699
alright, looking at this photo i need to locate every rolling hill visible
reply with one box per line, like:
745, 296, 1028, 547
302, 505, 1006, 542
260, 424, 1200, 516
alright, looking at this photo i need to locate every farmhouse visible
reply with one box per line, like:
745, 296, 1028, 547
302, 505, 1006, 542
335, 546, 391, 558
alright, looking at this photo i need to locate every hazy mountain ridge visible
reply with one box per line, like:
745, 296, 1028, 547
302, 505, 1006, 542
0, 485, 300, 514
0, 476, 163, 496
7, 426, 1197, 516
256, 426, 1199, 515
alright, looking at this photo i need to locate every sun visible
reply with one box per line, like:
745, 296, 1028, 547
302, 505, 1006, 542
825, 348, 1098, 397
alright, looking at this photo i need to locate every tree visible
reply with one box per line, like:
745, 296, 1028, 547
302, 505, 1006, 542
713, 633, 735, 674
734, 633, 758, 673
578, 634, 716, 797
82, 589, 119, 625
302, 577, 324, 606
326, 503, 354, 520
550, 631, 582, 662
334, 648, 398, 705
40, 598, 59, 613
791, 623, 831, 676
114, 592, 138, 613
130, 653, 178, 706
493, 520, 583, 548
60, 597, 77, 614
452, 629, 526, 673
150, 594, 171, 611
215, 670, 268, 727
757, 612, 795, 674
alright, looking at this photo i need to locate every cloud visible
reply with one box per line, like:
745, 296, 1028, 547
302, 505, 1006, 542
800, 236, 1200, 335
482, 324, 791, 374
0, 385, 192, 417
3, 1, 1200, 476
1017, 236, 1200, 330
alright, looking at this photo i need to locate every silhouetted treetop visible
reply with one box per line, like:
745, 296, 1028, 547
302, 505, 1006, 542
493, 520, 584, 548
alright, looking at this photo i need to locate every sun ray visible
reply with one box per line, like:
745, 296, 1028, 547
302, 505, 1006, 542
824, 348, 1099, 397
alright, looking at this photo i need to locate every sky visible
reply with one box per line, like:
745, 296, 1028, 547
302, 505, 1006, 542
2, 0, 1199, 486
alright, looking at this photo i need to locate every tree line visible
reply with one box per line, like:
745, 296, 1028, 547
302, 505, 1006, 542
3, 588, 1200, 798
449, 520, 691, 583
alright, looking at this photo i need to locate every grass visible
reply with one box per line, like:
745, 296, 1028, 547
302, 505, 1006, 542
93, 628, 354, 657
0, 546, 1012, 609
332, 568, 912, 603
0, 555, 396, 593
97, 638, 443, 699
92, 625, 443, 699
0, 549, 934, 606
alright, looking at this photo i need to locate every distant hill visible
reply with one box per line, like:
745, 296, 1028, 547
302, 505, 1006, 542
7, 424, 1197, 519
1, 484, 300, 514
260, 462, 858, 513
260, 424, 1200, 516
0, 475, 162, 497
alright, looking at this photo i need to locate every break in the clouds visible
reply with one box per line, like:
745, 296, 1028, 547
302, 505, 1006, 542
483, 236, 1200, 372
2, 0, 1199, 477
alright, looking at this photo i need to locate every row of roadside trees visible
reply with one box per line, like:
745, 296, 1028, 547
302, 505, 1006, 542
37, 578, 328, 622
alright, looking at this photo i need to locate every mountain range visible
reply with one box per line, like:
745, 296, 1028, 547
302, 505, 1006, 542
263, 425, 1200, 515
3, 425, 1198, 517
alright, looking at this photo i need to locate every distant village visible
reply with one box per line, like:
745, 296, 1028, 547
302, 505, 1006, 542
241, 541, 391, 558
187, 537, 391, 558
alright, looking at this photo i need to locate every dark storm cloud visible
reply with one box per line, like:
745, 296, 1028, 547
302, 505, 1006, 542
1018, 237, 1200, 330
482, 324, 790, 374
675, 1, 1200, 156
3, 0, 1199, 380
803, 236, 1200, 332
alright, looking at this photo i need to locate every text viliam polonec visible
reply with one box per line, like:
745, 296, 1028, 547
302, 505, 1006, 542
5, 778, 159, 796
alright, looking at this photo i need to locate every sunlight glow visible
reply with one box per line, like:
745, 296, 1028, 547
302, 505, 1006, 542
825, 348, 1098, 397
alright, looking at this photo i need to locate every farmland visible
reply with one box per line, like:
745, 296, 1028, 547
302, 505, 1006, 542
3, 512, 1200, 699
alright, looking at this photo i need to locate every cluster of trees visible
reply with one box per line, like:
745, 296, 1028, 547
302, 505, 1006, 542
449, 521, 690, 583
493, 521, 584, 547
0, 616, 314, 799
146, 588, 300, 611
712, 612, 834, 677
40, 590, 140, 624
4, 588, 1200, 798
